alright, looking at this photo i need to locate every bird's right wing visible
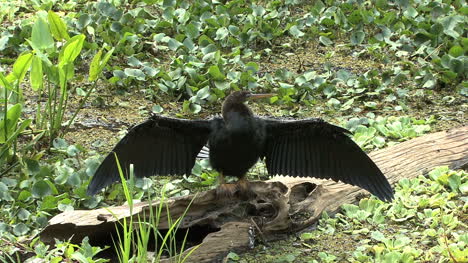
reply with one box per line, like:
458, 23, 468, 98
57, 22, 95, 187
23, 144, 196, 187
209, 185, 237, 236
261, 118, 393, 201
87, 115, 212, 195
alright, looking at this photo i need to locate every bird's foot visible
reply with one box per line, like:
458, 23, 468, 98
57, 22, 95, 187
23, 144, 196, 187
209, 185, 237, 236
236, 178, 255, 200
216, 183, 238, 198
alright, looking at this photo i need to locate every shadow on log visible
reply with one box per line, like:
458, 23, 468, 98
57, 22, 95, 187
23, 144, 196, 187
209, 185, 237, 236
40, 126, 468, 262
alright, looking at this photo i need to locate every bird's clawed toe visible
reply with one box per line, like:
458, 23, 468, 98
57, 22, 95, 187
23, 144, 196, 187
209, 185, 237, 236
216, 183, 238, 198
216, 179, 255, 200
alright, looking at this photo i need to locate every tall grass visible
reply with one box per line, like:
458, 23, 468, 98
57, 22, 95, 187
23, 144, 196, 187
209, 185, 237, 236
109, 155, 199, 262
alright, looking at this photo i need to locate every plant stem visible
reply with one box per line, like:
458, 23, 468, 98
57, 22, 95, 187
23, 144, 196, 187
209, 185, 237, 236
63, 81, 98, 135
4, 82, 8, 143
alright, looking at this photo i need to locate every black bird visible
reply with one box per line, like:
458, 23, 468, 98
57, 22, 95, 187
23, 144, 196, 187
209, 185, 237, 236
87, 91, 393, 201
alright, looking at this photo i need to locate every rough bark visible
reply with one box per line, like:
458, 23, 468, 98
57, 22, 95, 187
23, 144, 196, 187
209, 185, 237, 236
40, 126, 468, 262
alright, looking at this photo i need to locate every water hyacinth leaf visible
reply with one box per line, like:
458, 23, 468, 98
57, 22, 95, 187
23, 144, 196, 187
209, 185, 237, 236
168, 38, 183, 50
0, 34, 10, 51
245, 62, 259, 73
13, 223, 29, 236
215, 27, 229, 40
319, 36, 333, 46
289, 25, 304, 38
53, 138, 68, 149
47, 10, 70, 41
17, 208, 31, 221
196, 86, 211, 99
0, 182, 13, 201
30, 55, 43, 91
448, 45, 463, 57
351, 31, 365, 45
32, 180, 52, 198
152, 105, 163, 113
31, 17, 54, 50
185, 23, 200, 39
124, 68, 146, 80
183, 37, 195, 51
208, 65, 225, 81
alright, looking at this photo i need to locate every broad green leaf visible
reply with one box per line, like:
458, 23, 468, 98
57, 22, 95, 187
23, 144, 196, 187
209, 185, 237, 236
88, 49, 102, 82
59, 34, 85, 67
0, 104, 22, 142
168, 38, 182, 50
351, 31, 365, 45
0, 71, 13, 91
30, 55, 43, 91
208, 65, 225, 81
13, 223, 29, 236
152, 105, 163, 113
0, 34, 10, 51
319, 36, 333, 46
47, 10, 70, 41
12, 52, 33, 83
215, 27, 229, 40
245, 62, 259, 73
124, 68, 146, 80
31, 17, 54, 50
448, 45, 463, 57
32, 180, 52, 198
403, 6, 418, 18
90, 47, 115, 81
289, 25, 304, 38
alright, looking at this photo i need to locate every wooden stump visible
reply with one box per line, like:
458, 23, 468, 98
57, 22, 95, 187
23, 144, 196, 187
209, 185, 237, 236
40, 126, 468, 262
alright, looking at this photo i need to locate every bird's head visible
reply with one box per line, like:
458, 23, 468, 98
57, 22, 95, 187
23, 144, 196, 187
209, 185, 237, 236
222, 91, 274, 121
226, 91, 275, 104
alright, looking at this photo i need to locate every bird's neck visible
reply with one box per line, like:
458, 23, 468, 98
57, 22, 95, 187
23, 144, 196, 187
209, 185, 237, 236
222, 102, 254, 126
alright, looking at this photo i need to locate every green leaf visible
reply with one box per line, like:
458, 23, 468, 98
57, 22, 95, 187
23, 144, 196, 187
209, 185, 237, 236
97, 47, 114, 77
59, 34, 85, 67
12, 52, 33, 84
0, 104, 22, 142
215, 27, 229, 40
0, 71, 13, 91
47, 10, 70, 41
168, 38, 183, 51
124, 68, 146, 80
447, 173, 461, 193
351, 31, 365, 45
31, 17, 54, 50
13, 223, 29, 236
226, 252, 240, 261
289, 25, 304, 38
319, 36, 333, 46
245, 62, 259, 73
371, 231, 386, 242
208, 65, 225, 81
449, 45, 464, 57
88, 49, 102, 82
152, 105, 163, 114
30, 55, 43, 91
32, 180, 52, 198
403, 6, 418, 18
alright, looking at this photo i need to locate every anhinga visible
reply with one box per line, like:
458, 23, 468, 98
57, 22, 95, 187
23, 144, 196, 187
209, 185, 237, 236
87, 91, 394, 201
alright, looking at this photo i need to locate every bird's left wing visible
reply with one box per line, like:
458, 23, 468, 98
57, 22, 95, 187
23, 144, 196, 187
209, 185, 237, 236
87, 115, 212, 195
261, 118, 393, 201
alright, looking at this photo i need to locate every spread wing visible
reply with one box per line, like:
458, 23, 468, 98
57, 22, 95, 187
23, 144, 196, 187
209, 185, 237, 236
262, 118, 393, 201
87, 115, 212, 195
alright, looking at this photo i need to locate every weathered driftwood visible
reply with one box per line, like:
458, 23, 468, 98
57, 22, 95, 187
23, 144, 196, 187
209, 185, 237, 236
41, 126, 468, 262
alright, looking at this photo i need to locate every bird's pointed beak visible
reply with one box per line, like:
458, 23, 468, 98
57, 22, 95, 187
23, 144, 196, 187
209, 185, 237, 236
248, 93, 275, 100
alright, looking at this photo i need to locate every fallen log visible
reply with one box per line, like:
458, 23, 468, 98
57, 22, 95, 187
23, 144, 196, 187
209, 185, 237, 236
40, 126, 468, 262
